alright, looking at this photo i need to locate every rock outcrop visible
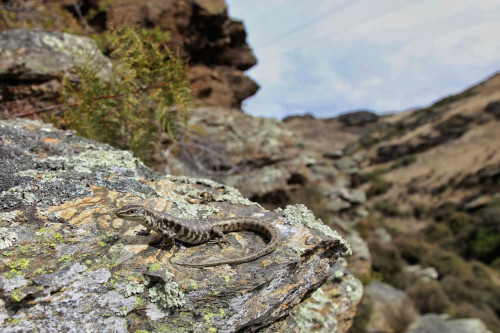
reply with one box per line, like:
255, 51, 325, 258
0, 29, 112, 114
0, 0, 259, 112
0, 118, 359, 332
105, 0, 259, 108
406, 314, 492, 333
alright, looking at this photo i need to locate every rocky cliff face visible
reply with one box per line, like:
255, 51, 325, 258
0, 118, 360, 332
0, 0, 258, 112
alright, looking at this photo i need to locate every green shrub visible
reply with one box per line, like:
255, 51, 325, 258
348, 294, 373, 333
431, 87, 476, 108
425, 223, 454, 243
374, 200, 401, 217
470, 221, 500, 263
471, 206, 500, 262
367, 177, 393, 197
390, 156, 417, 170
59, 26, 190, 165
360, 168, 387, 184
435, 114, 471, 137
369, 240, 405, 282
393, 236, 430, 265
422, 249, 472, 278
359, 133, 380, 148
431, 204, 480, 256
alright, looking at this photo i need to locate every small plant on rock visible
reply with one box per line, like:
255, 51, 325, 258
60, 26, 190, 165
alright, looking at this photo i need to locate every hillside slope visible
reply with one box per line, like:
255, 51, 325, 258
350, 73, 500, 332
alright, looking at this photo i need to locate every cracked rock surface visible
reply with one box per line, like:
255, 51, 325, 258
0, 118, 358, 332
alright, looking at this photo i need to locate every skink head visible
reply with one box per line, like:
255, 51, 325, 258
115, 205, 149, 221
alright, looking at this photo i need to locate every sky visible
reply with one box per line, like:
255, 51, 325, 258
225, 0, 500, 119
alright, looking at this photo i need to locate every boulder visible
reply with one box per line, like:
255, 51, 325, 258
365, 281, 417, 333
0, 118, 358, 332
0, 29, 111, 106
406, 314, 492, 333
403, 265, 438, 282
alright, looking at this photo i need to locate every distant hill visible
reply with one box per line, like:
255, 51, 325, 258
282, 72, 500, 332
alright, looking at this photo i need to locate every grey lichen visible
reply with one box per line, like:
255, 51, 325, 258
0, 227, 18, 250
165, 174, 256, 206
280, 205, 334, 236
290, 287, 339, 333
124, 277, 185, 310
41, 149, 141, 174
149, 281, 186, 309
0, 211, 17, 222
123, 281, 146, 298
164, 196, 222, 219
278, 204, 352, 255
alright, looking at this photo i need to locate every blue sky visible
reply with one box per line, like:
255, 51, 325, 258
226, 0, 500, 119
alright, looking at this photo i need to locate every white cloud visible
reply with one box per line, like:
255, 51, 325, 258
226, 0, 500, 118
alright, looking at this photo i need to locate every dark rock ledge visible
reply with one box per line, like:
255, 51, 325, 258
0, 118, 358, 332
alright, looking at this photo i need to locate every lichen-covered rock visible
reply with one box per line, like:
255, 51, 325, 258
0, 118, 357, 332
168, 107, 299, 198
0, 29, 111, 103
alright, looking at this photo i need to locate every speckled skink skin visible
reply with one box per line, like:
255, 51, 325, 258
115, 205, 280, 267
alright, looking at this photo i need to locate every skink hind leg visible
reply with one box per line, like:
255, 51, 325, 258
207, 227, 230, 247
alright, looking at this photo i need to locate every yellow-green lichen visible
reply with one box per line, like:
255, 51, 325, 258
202, 307, 226, 327
54, 232, 63, 242
7, 258, 32, 270
219, 274, 230, 283
58, 254, 72, 262
149, 263, 162, 273
10, 288, 24, 302
20, 246, 32, 254
106, 278, 118, 290
5, 318, 21, 325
